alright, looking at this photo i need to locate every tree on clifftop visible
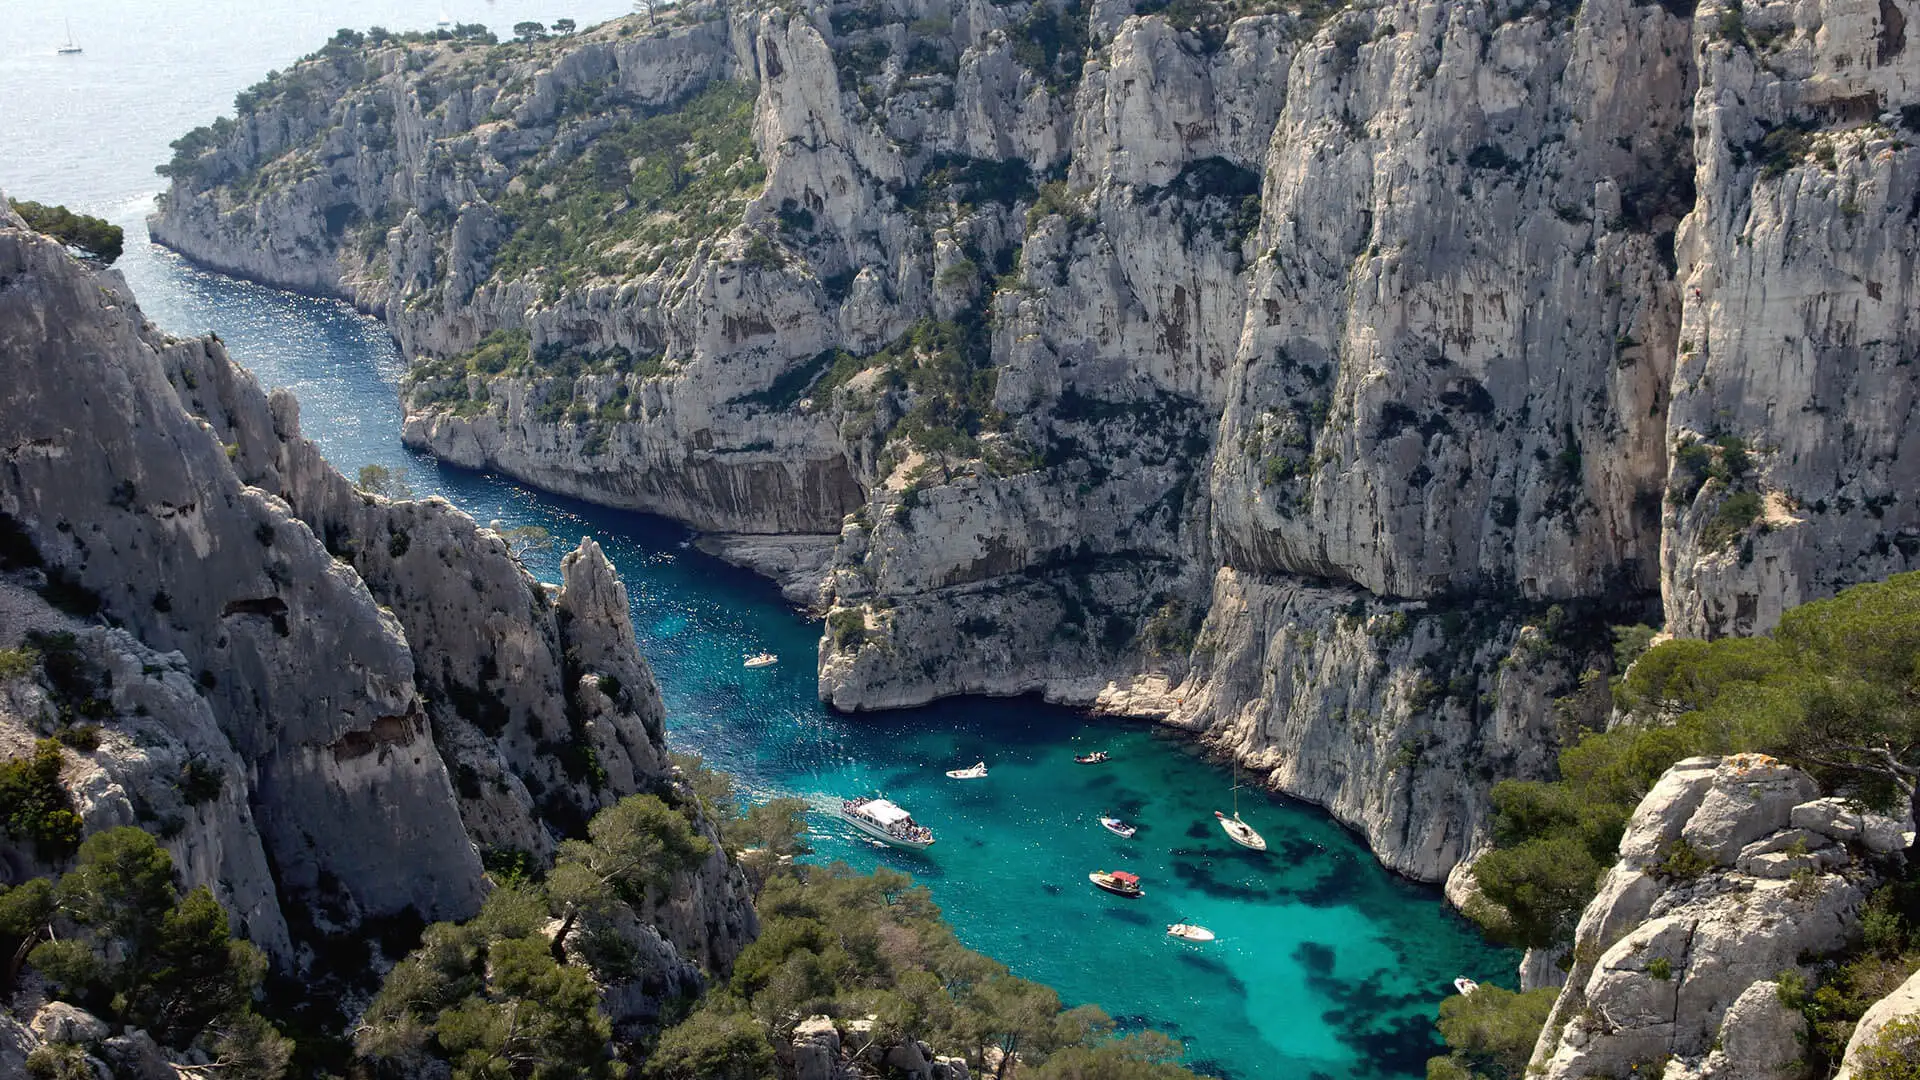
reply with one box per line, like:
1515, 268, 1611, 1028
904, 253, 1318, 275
10, 200, 123, 265
514, 20, 548, 41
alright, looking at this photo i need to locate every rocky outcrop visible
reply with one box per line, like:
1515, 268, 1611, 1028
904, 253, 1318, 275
148, 0, 1920, 883
1, 200, 752, 978
1525, 755, 1901, 1080
1835, 965, 1920, 1080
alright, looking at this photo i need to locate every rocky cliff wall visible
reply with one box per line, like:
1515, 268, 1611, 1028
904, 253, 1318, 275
1524, 754, 1911, 1080
148, 0, 1920, 881
0, 203, 752, 972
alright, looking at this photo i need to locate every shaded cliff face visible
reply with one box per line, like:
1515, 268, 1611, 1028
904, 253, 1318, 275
150, 0, 1920, 880
0, 204, 753, 972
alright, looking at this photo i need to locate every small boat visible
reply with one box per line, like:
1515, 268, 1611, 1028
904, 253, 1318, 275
57, 20, 82, 54
945, 761, 988, 780
1089, 869, 1143, 897
744, 652, 778, 669
1168, 924, 1216, 942
839, 797, 934, 850
1075, 751, 1109, 764
1453, 977, 1480, 997
1099, 816, 1136, 839
1216, 758, 1268, 850
1216, 811, 1268, 851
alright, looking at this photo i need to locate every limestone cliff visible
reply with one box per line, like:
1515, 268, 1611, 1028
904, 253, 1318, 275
1525, 754, 1909, 1080
0, 202, 753, 978
148, 0, 1920, 881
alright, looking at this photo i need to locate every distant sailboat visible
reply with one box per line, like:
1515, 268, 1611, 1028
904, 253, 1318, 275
57, 19, 83, 55
1216, 758, 1267, 851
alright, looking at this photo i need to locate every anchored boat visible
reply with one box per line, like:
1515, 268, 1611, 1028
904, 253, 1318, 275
1167, 924, 1216, 942
1099, 816, 1137, 839
946, 761, 988, 780
1215, 758, 1268, 851
1075, 750, 1110, 764
744, 651, 778, 669
839, 797, 934, 850
1088, 869, 1143, 897
1453, 977, 1480, 997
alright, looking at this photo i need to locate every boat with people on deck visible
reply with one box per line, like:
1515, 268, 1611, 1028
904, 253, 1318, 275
744, 651, 778, 668
1088, 869, 1143, 897
1215, 758, 1268, 850
946, 761, 988, 780
1454, 977, 1480, 997
839, 797, 935, 850
1168, 924, 1215, 942
1099, 816, 1136, 839
1075, 750, 1109, 764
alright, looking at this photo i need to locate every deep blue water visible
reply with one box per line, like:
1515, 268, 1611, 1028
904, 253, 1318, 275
2, 5, 1517, 1076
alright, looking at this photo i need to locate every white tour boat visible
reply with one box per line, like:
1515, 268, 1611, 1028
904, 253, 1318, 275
840, 797, 935, 850
946, 761, 988, 779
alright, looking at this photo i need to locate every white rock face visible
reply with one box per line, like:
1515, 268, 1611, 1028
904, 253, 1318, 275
1528, 756, 1873, 1080
1835, 965, 1920, 1080
0, 204, 754, 985
146, 0, 1920, 884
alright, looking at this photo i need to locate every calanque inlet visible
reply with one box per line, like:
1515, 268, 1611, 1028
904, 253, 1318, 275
5, 0, 1920, 1076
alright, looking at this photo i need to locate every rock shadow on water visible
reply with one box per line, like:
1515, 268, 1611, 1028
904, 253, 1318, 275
1299, 954, 1445, 1079
1293, 856, 1368, 908
1168, 855, 1278, 903
1100, 905, 1154, 927
1173, 949, 1242, 989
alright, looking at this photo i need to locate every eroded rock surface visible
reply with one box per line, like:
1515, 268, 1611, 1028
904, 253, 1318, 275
148, 0, 1920, 881
1527, 755, 1889, 1080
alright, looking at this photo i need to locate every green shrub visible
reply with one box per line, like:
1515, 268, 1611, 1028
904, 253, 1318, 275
1647, 957, 1673, 981
1650, 838, 1714, 880
10, 201, 124, 265
1702, 490, 1763, 550
828, 608, 867, 649
1426, 984, 1559, 1080
0, 647, 36, 682
1855, 1016, 1920, 1080
0, 741, 82, 860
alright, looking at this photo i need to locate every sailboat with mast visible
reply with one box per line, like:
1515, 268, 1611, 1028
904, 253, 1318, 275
57, 20, 83, 55
1215, 757, 1267, 851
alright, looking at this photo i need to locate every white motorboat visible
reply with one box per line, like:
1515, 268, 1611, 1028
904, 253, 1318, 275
1099, 816, 1137, 839
744, 651, 778, 669
1089, 870, 1143, 897
840, 797, 934, 850
1454, 977, 1480, 997
946, 761, 988, 780
1075, 750, 1109, 764
1216, 758, 1268, 851
1168, 924, 1216, 942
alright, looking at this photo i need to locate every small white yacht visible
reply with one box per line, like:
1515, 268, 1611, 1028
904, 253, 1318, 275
744, 651, 777, 669
945, 761, 988, 779
1168, 924, 1216, 942
840, 797, 934, 850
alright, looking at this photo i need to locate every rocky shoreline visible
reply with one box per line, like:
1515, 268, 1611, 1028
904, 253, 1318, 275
147, 0, 1920, 889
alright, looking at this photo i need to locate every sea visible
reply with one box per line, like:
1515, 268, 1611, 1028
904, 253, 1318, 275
0, 3, 1516, 1076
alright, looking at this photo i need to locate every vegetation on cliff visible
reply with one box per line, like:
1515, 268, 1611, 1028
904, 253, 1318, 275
7, 201, 122, 266
1468, 570, 1920, 952
0, 827, 288, 1076
1429, 571, 1920, 1080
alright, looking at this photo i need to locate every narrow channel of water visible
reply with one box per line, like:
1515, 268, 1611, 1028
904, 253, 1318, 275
108, 223, 1514, 1080
2, 3, 1519, 1071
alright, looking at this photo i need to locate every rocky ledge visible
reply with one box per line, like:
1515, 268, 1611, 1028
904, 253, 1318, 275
147, 0, 1920, 884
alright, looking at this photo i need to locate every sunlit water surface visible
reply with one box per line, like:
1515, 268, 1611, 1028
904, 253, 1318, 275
1, 4, 1516, 1076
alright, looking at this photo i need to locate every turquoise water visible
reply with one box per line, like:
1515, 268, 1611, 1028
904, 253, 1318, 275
2, 5, 1519, 1076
